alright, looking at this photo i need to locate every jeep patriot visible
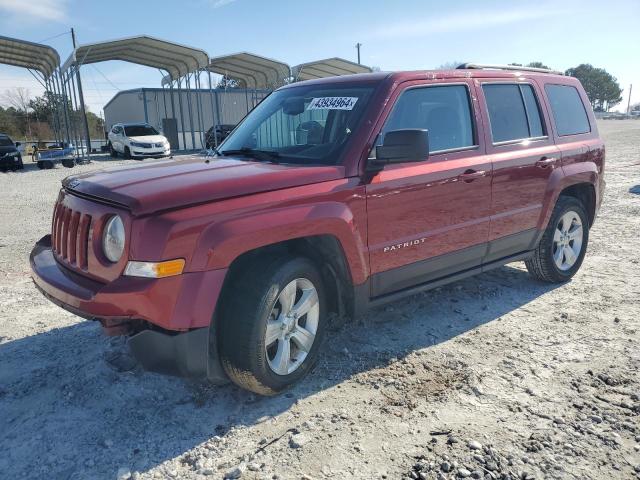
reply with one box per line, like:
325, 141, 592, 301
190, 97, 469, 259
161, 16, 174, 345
31, 64, 605, 395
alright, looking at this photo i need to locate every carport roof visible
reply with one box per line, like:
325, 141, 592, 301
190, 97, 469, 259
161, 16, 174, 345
206, 52, 291, 89
62, 35, 209, 81
0, 35, 60, 79
292, 57, 372, 81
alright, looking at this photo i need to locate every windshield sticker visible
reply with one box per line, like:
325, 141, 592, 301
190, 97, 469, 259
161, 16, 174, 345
307, 97, 358, 110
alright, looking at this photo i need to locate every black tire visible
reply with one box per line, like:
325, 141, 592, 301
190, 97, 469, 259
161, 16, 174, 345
109, 143, 118, 158
37, 160, 45, 169
525, 196, 589, 283
44, 160, 54, 169
61, 158, 75, 168
217, 256, 326, 395
123, 146, 131, 159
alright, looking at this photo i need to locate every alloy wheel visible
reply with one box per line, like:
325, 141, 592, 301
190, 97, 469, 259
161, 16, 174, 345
265, 278, 319, 375
552, 210, 583, 271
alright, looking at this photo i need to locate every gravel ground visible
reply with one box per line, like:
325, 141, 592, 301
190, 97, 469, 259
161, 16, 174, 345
1, 121, 638, 480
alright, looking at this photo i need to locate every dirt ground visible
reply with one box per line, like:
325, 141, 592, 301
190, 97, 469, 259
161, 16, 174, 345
0, 120, 638, 480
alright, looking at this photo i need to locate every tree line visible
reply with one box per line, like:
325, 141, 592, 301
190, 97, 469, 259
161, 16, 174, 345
0, 87, 104, 143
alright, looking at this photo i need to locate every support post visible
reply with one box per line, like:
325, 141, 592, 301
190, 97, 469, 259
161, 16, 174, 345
207, 70, 217, 149
71, 28, 91, 156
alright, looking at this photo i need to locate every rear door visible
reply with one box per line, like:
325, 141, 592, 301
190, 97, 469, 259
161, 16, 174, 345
365, 80, 492, 297
477, 80, 560, 262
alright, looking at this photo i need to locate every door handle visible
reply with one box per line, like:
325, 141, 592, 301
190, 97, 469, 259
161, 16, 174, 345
536, 157, 556, 168
458, 169, 486, 182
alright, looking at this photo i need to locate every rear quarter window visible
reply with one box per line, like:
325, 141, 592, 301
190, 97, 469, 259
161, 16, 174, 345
544, 84, 591, 136
482, 84, 545, 143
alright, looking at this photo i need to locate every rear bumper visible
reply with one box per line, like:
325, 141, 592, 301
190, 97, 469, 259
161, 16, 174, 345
30, 235, 229, 381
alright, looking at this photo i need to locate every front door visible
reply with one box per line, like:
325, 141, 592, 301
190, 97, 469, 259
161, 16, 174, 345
476, 80, 560, 262
365, 81, 492, 297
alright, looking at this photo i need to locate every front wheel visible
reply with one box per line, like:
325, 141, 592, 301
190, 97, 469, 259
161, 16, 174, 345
218, 256, 326, 395
525, 196, 589, 282
123, 146, 131, 159
109, 142, 118, 158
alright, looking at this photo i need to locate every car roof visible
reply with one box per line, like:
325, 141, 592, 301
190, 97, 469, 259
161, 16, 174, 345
116, 122, 152, 127
280, 69, 569, 89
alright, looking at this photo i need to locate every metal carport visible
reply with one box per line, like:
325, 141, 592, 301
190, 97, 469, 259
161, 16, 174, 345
0, 36, 70, 155
292, 57, 372, 81
62, 35, 209, 151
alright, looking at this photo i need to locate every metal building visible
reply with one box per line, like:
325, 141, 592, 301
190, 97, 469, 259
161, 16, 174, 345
103, 88, 270, 150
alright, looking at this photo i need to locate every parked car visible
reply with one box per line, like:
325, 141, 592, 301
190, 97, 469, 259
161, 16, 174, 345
0, 134, 24, 172
107, 123, 170, 160
205, 124, 235, 149
31, 66, 605, 395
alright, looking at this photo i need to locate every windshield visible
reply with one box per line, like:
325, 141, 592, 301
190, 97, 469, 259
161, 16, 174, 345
220, 84, 375, 165
124, 125, 158, 137
0, 136, 14, 147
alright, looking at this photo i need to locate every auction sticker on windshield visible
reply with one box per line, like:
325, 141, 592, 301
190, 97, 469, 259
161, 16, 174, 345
307, 97, 358, 110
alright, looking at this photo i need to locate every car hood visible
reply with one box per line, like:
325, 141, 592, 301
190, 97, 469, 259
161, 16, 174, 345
128, 135, 166, 143
63, 156, 345, 215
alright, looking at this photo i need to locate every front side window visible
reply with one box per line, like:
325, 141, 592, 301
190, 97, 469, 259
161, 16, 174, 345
124, 125, 159, 137
382, 85, 475, 153
544, 84, 591, 136
483, 84, 545, 143
0, 136, 14, 147
220, 85, 375, 165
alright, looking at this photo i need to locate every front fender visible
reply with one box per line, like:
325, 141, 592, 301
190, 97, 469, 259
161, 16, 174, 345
192, 201, 369, 285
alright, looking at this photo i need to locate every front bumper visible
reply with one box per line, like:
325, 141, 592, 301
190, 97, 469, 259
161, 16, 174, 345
30, 235, 229, 382
131, 147, 170, 157
0, 155, 21, 167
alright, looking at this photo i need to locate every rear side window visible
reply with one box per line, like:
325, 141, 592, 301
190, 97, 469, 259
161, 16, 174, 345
545, 84, 590, 136
383, 85, 475, 153
482, 84, 545, 143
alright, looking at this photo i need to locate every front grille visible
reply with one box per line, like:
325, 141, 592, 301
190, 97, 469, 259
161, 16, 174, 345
51, 203, 92, 270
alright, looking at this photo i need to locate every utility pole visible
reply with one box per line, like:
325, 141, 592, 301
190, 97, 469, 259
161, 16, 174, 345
627, 84, 633, 115
355, 43, 362, 64
71, 28, 92, 156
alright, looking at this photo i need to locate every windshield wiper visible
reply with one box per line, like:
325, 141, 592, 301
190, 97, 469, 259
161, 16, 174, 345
220, 147, 281, 163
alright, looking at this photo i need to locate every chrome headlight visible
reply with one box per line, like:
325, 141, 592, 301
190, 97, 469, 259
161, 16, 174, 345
102, 215, 125, 262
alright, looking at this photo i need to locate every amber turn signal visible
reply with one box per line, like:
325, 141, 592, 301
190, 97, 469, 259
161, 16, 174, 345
124, 259, 185, 278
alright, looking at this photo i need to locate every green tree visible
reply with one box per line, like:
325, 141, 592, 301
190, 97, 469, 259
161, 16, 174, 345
437, 61, 463, 70
526, 62, 550, 69
509, 62, 551, 69
565, 64, 622, 111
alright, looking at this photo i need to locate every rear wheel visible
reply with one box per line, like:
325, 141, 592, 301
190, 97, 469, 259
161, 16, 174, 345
218, 256, 326, 395
525, 196, 589, 282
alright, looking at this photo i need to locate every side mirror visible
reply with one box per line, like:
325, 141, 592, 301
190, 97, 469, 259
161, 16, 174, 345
15, 142, 21, 147
373, 129, 429, 167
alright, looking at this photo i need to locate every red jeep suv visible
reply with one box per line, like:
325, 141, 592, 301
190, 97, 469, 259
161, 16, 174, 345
31, 65, 605, 395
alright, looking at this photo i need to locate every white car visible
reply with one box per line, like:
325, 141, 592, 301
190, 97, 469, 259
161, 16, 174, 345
108, 123, 171, 160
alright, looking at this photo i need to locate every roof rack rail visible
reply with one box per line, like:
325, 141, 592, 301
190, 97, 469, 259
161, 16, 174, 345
457, 63, 563, 75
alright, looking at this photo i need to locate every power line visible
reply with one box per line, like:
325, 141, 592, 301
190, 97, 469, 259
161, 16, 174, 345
90, 64, 120, 90
38, 30, 71, 43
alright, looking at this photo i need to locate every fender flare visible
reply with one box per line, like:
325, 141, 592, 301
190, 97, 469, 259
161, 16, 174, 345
537, 162, 598, 231
190, 201, 369, 284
